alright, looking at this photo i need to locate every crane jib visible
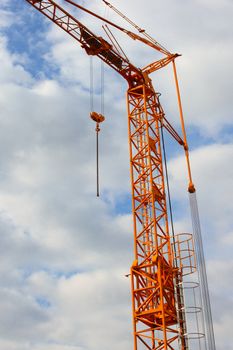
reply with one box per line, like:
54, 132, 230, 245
80, 29, 123, 70
26, 0, 143, 86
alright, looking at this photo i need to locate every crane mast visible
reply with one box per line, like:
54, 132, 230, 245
24, 1, 202, 349
128, 84, 186, 349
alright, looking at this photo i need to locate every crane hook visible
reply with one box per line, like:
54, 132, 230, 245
90, 112, 105, 197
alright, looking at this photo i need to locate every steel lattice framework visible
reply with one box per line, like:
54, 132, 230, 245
23, 1, 197, 349
128, 84, 183, 349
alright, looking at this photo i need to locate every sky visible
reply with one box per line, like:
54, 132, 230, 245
0, 0, 232, 349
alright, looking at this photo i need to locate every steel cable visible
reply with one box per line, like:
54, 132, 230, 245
189, 192, 216, 350
90, 56, 94, 111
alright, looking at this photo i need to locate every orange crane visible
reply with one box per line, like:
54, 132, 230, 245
23, 1, 216, 350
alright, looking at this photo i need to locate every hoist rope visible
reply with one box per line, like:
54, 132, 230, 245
101, 61, 105, 115
160, 123, 177, 261
89, 56, 105, 197
96, 124, 100, 197
161, 123, 190, 349
90, 56, 94, 111
189, 192, 216, 350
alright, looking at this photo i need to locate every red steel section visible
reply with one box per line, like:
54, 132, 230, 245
26, 0, 144, 87
26, 1, 183, 144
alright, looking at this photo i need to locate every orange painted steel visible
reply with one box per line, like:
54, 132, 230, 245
26, 0, 144, 87
172, 60, 195, 194
127, 84, 188, 349
24, 1, 196, 349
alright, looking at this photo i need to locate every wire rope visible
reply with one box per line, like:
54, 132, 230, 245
90, 56, 94, 112
101, 60, 105, 115
160, 123, 176, 260
161, 122, 190, 349
96, 123, 100, 197
189, 192, 216, 350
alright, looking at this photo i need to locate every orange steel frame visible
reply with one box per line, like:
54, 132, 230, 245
128, 84, 186, 350
23, 1, 194, 349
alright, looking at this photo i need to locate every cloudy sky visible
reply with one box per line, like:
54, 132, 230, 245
0, 0, 232, 349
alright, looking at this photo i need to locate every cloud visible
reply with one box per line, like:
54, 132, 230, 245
0, 1, 232, 350
0, 37, 32, 85
168, 143, 233, 235
167, 143, 233, 348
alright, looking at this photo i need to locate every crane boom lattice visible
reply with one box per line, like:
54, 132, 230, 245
26, 0, 144, 86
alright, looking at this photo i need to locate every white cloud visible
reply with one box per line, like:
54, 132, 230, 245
0, 9, 14, 27
168, 143, 233, 234
168, 143, 233, 348
0, 37, 33, 85
221, 231, 233, 245
0, 1, 232, 349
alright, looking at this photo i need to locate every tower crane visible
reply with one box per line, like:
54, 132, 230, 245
23, 1, 216, 350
